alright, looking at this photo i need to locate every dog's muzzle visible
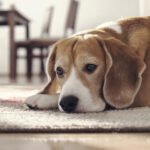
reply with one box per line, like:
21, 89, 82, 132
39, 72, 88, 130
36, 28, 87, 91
59, 95, 78, 113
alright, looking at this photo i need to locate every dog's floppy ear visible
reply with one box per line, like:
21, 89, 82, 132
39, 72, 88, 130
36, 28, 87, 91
97, 37, 146, 108
39, 44, 60, 94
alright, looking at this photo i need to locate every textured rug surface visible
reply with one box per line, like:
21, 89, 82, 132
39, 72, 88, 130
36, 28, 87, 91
0, 101, 150, 133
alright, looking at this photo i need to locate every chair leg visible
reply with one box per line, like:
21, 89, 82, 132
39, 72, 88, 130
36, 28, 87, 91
41, 59, 45, 76
40, 48, 46, 77
13, 47, 17, 80
27, 47, 32, 79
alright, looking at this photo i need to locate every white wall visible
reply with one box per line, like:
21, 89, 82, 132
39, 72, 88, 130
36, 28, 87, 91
139, 0, 150, 16
77, 0, 140, 31
0, 0, 140, 75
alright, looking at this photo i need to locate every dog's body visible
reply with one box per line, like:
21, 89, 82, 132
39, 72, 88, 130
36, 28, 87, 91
26, 16, 150, 112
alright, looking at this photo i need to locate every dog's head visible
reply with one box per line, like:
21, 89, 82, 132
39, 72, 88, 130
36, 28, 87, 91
42, 33, 145, 113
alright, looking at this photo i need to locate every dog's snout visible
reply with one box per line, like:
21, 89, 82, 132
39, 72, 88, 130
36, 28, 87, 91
59, 96, 78, 113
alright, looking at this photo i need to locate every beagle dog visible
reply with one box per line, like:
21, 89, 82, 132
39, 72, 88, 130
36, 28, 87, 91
26, 16, 150, 113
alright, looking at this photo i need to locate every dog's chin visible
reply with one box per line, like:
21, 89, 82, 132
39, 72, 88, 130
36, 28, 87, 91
75, 108, 105, 113
58, 102, 106, 113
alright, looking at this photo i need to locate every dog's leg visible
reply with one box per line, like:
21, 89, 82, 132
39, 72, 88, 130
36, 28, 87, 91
25, 94, 59, 109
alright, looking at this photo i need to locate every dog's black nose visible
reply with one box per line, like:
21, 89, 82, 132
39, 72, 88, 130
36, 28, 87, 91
59, 96, 78, 113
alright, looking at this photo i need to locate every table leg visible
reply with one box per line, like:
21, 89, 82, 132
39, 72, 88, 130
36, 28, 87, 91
8, 12, 16, 80
27, 47, 32, 79
26, 24, 30, 39
26, 24, 32, 79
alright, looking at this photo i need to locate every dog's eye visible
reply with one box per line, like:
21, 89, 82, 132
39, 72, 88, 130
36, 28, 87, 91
56, 67, 64, 78
84, 64, 97, 74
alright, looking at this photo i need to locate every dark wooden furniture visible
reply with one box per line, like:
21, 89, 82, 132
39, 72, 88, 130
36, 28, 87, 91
64, 0, 79, 36
15, 7, 57, 79
0, 9, 30, 80
15, 0, 79, 79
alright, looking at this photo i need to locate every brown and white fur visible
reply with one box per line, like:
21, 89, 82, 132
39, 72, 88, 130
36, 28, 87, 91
26, 16, 150, 113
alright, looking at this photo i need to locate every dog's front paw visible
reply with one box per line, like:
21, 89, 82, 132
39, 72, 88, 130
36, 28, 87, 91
25, 94, 59, 109
25, 94, 41, 109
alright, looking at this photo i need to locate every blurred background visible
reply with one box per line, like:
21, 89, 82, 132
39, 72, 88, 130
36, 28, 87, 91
0, 0, 150, 85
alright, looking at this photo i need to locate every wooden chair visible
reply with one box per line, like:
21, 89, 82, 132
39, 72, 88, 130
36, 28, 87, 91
64, 0, 79, 36
14, 0, 79, 79
15, 6, 57, 79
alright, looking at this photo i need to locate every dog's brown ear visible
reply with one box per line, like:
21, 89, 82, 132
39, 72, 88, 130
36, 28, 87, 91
98, 37, 146, 108
39, 44, 60, 94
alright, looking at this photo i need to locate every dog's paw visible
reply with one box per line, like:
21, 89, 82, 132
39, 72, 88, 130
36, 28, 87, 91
25, 94, 59, 109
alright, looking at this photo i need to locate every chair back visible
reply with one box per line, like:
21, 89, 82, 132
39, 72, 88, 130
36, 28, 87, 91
41, 6, 54, 38
64, 0, 79, 37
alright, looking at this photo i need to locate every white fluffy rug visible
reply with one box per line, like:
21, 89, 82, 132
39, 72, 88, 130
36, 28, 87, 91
0, 101, 150, 133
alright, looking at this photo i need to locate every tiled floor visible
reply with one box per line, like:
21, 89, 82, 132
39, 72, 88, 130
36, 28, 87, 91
0, 75, 150, 150
0, 75, 45, 101
0, 75, 47, 86
0, 133, 150, 150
